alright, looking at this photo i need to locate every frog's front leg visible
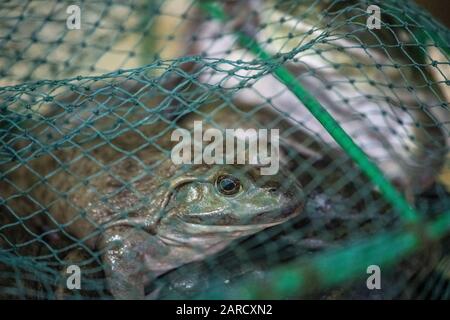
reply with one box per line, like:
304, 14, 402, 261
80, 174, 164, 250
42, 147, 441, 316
100, 226, 169, 300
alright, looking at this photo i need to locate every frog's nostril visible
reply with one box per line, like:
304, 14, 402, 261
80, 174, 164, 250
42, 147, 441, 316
262, 181, 280, 193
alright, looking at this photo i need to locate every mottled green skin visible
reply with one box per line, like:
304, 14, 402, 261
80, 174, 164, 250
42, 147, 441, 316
98, 160, 303, 299
1, 99, 304, 299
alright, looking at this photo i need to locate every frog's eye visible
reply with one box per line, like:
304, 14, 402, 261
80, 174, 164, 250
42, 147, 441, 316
216, 175, 241, 196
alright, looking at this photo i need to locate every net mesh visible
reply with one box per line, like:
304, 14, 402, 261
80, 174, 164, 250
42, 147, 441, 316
0, 0, 449, 299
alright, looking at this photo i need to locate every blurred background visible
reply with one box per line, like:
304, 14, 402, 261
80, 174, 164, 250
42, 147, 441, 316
416, 0, 450, 189
417, 0, 450, 28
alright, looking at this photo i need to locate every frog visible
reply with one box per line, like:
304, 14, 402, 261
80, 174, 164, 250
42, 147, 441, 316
0, 86, 305, 299
1, 130, 303, 300
91, 160, 304, 299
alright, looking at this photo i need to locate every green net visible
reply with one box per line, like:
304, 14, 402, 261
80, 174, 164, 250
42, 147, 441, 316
0, 0, 449, 299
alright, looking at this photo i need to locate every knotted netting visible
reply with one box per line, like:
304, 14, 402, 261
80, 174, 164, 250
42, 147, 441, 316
0, 0, 449, 299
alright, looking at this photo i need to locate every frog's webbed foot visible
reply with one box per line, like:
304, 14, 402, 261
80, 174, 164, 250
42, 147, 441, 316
100, 227, 167, 300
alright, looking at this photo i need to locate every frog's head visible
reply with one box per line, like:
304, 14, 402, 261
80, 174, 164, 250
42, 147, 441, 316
101, 160, 304, 248
157, 164, 304, 242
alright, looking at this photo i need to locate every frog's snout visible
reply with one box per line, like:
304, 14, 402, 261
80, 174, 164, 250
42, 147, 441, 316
252, 197, 304, 225
261, 180, 282, 195
260, 178, 305, 223
246, 179, 304, 225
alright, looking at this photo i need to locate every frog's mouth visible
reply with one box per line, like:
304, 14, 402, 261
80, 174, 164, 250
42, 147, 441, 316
178, 201, 303, 231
